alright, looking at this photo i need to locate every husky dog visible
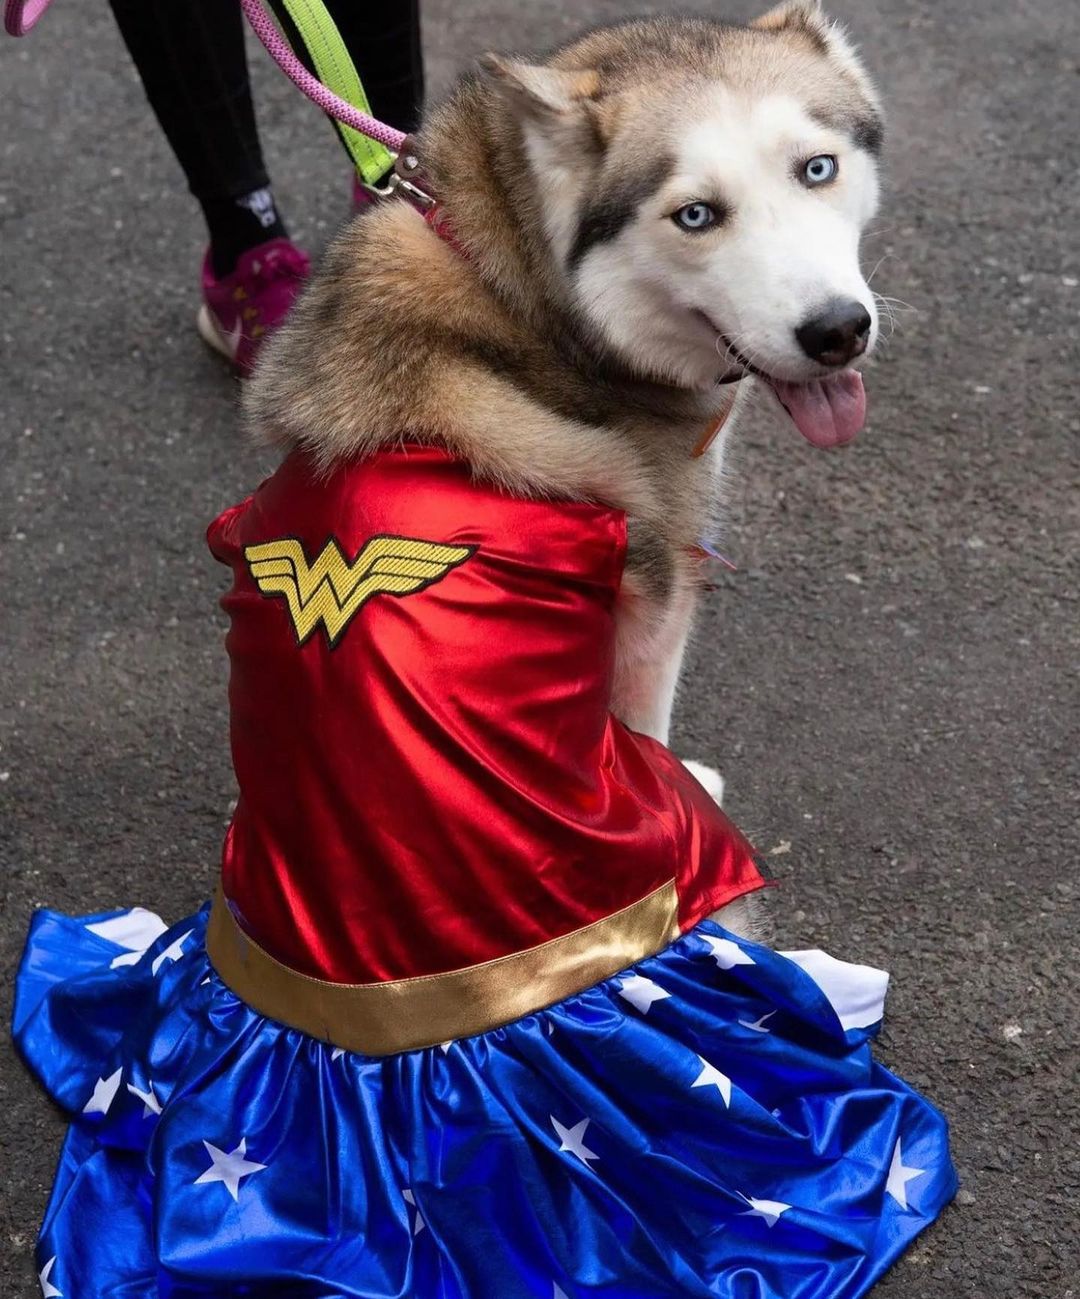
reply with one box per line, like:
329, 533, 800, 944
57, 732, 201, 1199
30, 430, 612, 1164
245, 0, 883, 937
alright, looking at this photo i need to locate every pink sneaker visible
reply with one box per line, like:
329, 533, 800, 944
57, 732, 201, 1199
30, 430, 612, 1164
196, 237, 310, 377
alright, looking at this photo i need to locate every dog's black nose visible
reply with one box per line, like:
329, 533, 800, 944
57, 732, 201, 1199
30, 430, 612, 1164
795, 299, 872, 366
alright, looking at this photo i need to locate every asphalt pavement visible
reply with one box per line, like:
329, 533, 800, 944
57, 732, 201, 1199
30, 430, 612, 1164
1, 0, 1078, 1294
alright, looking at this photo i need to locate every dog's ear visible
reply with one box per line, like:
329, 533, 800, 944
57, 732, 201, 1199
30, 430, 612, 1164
751, 1, 881, 120
479, 55, 600, 121
750, 0, 827, 40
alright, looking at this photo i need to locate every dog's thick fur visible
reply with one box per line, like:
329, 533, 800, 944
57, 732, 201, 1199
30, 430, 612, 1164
245, 1, 883, 937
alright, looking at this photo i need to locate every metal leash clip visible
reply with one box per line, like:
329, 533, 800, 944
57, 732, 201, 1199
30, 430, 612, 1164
384, 137, 437, 209
358, 167, 436, 210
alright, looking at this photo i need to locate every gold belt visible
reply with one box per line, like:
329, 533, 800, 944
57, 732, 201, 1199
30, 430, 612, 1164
205, 880, 681, 1056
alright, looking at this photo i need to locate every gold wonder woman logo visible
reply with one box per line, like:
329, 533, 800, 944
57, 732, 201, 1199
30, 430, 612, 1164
244, 535, 474, 647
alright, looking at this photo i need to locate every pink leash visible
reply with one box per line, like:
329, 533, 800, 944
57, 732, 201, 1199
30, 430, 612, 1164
3, 0, 49, 37
237, 0, 406, 152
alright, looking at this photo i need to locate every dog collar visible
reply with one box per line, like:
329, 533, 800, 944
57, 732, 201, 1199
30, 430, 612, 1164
424, 203, 469, 258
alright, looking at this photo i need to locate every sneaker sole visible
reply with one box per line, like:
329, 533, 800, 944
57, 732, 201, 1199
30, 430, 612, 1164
196, 304, 241, 366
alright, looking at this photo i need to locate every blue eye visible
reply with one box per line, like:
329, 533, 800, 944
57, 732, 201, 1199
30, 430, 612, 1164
673, 202, 719, 232
802, 155, 838, 186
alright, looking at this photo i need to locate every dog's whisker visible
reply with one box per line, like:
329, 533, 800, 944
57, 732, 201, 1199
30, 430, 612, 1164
871, 294, 897, 330
871, 291, 914, 342
872, 294, 918, 313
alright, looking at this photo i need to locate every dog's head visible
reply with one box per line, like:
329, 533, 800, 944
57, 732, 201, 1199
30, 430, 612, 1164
482, 2, 883, 446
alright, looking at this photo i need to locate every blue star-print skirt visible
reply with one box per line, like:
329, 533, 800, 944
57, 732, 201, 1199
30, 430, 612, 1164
13, 903, 956, 1298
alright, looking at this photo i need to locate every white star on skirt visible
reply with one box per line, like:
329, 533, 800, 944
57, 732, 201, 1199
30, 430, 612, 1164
738, 1009, 778, 1034
617, 974, 671, 1014
151, 930, 193, 975
194, 1138, 267, 1201
38, 1256, 62, 1298
886, 1138, 926, 1210
702, 934, 756, 969
86, 909, 169, 970
550, 1116, 599, 1165
126, 1082, 162, 1117
402, 1187, 426, 1235
739, 1196, 791, 1228
82, 1068, 123, 1116
691, 1055, 732, 1106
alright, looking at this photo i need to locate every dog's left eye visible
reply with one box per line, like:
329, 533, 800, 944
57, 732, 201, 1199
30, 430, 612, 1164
672, 202, 719, 232
802, 155, 839, 186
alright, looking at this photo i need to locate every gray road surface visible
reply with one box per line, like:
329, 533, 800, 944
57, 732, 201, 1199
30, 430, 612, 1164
1, 0, 1078, 1294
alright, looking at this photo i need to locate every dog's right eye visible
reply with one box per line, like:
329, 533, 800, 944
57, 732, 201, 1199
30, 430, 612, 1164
672, 202, 718, 232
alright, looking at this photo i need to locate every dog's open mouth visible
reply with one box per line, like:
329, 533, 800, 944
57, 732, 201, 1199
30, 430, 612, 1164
710, 319, 867, 449
767, 370, 866, 449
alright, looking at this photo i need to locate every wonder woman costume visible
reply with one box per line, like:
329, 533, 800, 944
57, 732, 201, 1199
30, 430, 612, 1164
14, 445, 955, 1297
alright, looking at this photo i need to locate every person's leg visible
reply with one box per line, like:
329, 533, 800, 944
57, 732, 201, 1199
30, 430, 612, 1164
329, 0, 424, 136
107, 0, 290, 276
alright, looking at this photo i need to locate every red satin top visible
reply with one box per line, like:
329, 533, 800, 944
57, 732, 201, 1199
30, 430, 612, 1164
208, 446, 764, 983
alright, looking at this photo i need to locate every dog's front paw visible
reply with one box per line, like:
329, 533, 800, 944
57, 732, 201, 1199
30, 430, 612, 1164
682, 759, 724, 806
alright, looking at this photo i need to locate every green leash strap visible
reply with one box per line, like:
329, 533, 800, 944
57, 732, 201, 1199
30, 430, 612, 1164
273, 0, 396, 185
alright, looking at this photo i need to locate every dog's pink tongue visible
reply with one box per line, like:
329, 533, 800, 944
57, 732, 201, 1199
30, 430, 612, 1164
770, 370, 866, 448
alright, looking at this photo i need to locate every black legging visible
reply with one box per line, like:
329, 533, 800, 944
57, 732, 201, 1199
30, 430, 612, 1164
106, 0, 423, 207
